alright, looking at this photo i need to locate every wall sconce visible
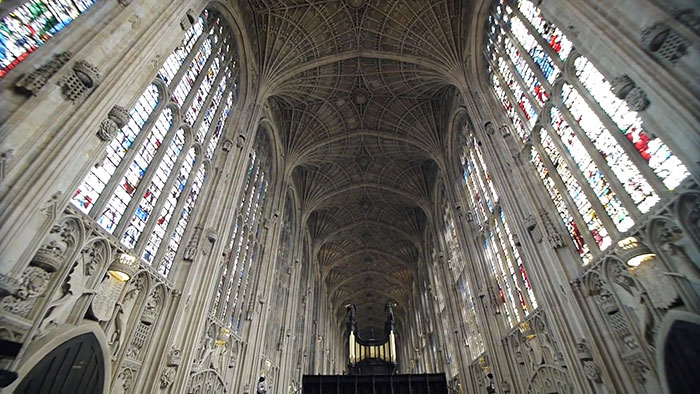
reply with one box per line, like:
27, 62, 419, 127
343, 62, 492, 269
89, 253, 139, 322
519, 321, 536, 340
616, 237, 656, 268
109, 253, 139, 282
216, 327, 230, 347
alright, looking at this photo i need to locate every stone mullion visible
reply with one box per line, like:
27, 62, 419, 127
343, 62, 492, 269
447, 167, 509, 383
491, 40, 543, 115
237, 201, 285, 392
227, 232, 254, 328
176, 36, 227, 118
427, 262, 450, 372
484, 220, 522, 328
113, 119, 182, 237
540, 0, 700, 181
200, 72, 238, 155
215, 223, 242, 320
185, 53, 231, 142
171, 64, 259, 394
532, 139, 601, 255
501, 19, 557, 96
228, 171, 264, 328
222, 165, 261, 323
488, 213, 527, 322
485, 54, 538, 136
494, 215, 535, 314
564, 54, 666, 196
467, 137, 528, 324
163, 27, 212, 94
135, 52, 232, 258
149, 151, 206, 272
540, 119, 621, 239
436, 225, 472, 378
508, 3, 566, 70
88, 89, 170, 219
132, 137, 195, 257
552, 91, 643, 219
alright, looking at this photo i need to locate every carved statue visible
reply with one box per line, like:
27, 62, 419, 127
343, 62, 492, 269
109, 302, 125, 359
37, 259, 96, 336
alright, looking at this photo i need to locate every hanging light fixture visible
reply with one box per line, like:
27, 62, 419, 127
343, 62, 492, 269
616, 237, 656, 267
108, 253, 139, 282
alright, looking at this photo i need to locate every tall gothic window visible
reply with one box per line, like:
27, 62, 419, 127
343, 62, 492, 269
441, 203, 484, 360
71, 9, 239, 276
485, 0, 689, 264
211, 130, 272, 333
458, 132, 538, 329
1, 0, 98, 78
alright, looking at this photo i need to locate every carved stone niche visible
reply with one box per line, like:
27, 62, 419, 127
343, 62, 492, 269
524, 215, 543, 243
16, 51, 72, 95
611, 75, 649, 111
576, 339, 603, 384
60, 60, 102, 103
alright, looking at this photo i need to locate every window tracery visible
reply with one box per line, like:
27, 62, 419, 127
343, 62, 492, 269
1, 0, 97, 79
71, 8, 238, 277
212, 132, 271, 333
485, 0, 689, 264
458, 131, 537, 328
441, 205, 483, 359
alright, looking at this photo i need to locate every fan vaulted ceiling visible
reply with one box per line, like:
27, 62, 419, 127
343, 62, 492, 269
247, 0, 474, 332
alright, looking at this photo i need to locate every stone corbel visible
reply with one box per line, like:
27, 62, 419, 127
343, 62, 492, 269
16, 51, 72, 95
59, 60, 102, 103
96, 105, 130, 141
611, 75, 649, 112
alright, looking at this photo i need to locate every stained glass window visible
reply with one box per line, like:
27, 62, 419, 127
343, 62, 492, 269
212, 132, 271, 333
70, 9, 239, 277
458, 129, 537, 326
486, 0, 689, 264
573, 56, 689, 190
442, 205, 483, 359
1, 0, 97, 79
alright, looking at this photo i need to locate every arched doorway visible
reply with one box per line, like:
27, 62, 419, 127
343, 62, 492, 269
15, 332, 105, 393
658, 311, 700, 394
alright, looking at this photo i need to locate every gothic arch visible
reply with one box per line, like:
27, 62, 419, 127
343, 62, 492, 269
655, 310, 700, 394
8, 322, 110, 394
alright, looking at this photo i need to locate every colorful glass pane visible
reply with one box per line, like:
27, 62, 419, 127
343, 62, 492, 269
97, 108, 173, 233
158, 164, 205, 276
515, 0, 572, 60
157, 16, 205, 85
562, 83, 659, 212
1, 0, 97, 78
531, 148, 592, 263
539, 130, 611, 251
550, 106, 634, 232
143, 148, 195, 265
72, 84, 159, 213
573, 56, 689, 189
121, 128, 184, 249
